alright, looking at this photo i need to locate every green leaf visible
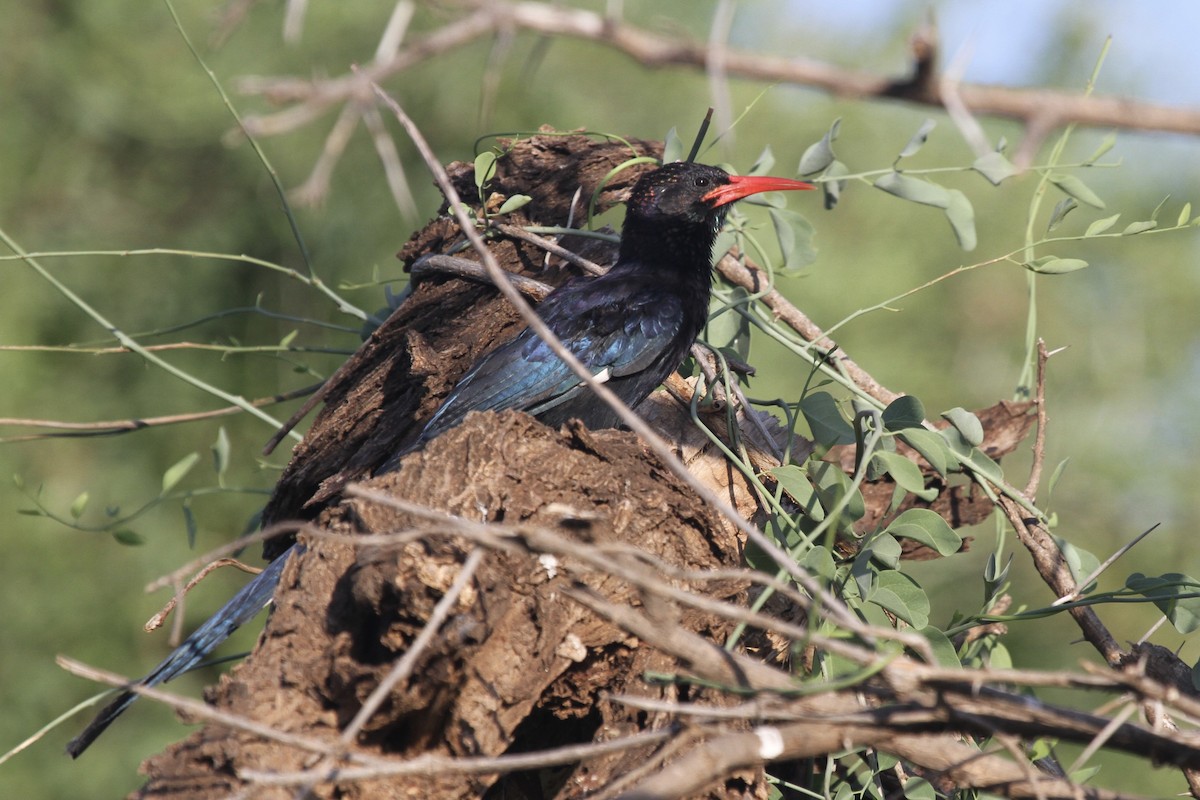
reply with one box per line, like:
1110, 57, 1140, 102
965, 448, 1005, 484
871, 452, 934, 500
798, 118, 840, 176
984, 552, 1013, 602
821, 159, 849, 209
1026, 256, 1090, 275
1085, 131, 1116, 164
1127, 573, 1200, 634
473, 151, 498, 191
899, 428, 955, 476
496, 194, 532, 215
882, 395, 925, 430
884, 508, 963, 556
706, 288, 752, 361
867, 533, 902, 569
920, 626, 961, 668
904, 779, 937, 800
161, 452, 200, 495
661, 127, 684, 164
1151, 194, 1171, 222
897, 118, 937, 159
972, 150, 1018, 185
867, 570, 930, 628
749, 144, 775, 176
799, 391, 855, 447
1084, 213, 1121, 236
1049, 173, 1105, 209
183, 501, 197, 549
69, 491, 89, 520
212, 426, 230, 478
1046, 197, 1077, 232
1054, 535, 1101, 591
768, 207, 818, 273
112, 529, 144, 546
943, 189, 977, 250
874, 171, 951, 208
1177, 202, 1192, 227
800, 545, 836, 580
941, 407, 984, 447
1122, 220, 1157, 235
1048, 457, 1070, 495
811, 461, 865, 524
986, 640, 1013, 670
769, 464, 823, 521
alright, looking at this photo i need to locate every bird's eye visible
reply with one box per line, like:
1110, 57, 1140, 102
694, 177, 710, 187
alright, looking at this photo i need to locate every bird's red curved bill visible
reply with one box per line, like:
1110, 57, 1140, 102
702, 174, 815, 207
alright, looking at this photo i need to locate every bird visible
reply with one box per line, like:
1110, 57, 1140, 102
66, 160, 813, 758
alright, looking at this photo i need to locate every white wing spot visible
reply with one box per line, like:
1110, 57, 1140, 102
593, 368, 611, 384
754, 726, 785, 759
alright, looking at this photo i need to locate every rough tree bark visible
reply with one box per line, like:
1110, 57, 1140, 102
129, 134, 1038, 799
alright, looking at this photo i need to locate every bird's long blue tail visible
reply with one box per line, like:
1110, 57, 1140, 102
65, 544, 302, 758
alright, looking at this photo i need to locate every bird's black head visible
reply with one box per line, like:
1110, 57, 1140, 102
618, 162, 813, 271
624, 162, 736, 227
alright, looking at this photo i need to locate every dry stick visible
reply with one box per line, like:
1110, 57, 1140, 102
492, 222, 608, 275
237, 2, 1200, 157
1024, 338, 1053, 499
239, 728, 675, 785
364, 81, 878, 656
142, 557, 262, 634
410, 253, 554, 299
56, 656, 359, 761
335, 493, 1200, 793
714, 253, 901, 408
569, 591, 1141, 800
0, 382, 319, 440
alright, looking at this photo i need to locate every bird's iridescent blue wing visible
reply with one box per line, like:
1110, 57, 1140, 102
418, 274, 684, 441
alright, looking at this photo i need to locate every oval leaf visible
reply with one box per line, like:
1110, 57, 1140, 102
212, 426, 230, 478
1122, 220, 1157, 235
972, 151, 1018, 185
868, 570, 930, 628
882, 395, 926, 430
1027, 257, 1090, 275
112, 529, 145, 546
921, 625, 961, 667
661, 127, 684, 164
871, 452, 928, 496
899, 428, 955, 476
944, 189, 977, 250
1085, 213, 1121, 236
821, 159, 849, 210
799, 391, 855, 447
1049, 173, 1105, 209
941, 407, 984, 447
798, 118, 841, 176
496, 194, 532, 215
874, 171, 950, 208
884, 508, 963, 556
473, 151, 498, 191
897, 118, 937, 159
162, 452, 200, 495
69, 491, 89, 520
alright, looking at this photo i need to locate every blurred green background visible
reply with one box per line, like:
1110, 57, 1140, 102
3, 1, 1199, 797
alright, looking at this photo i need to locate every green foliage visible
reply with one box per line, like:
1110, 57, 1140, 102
4, 3, 1200, 799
